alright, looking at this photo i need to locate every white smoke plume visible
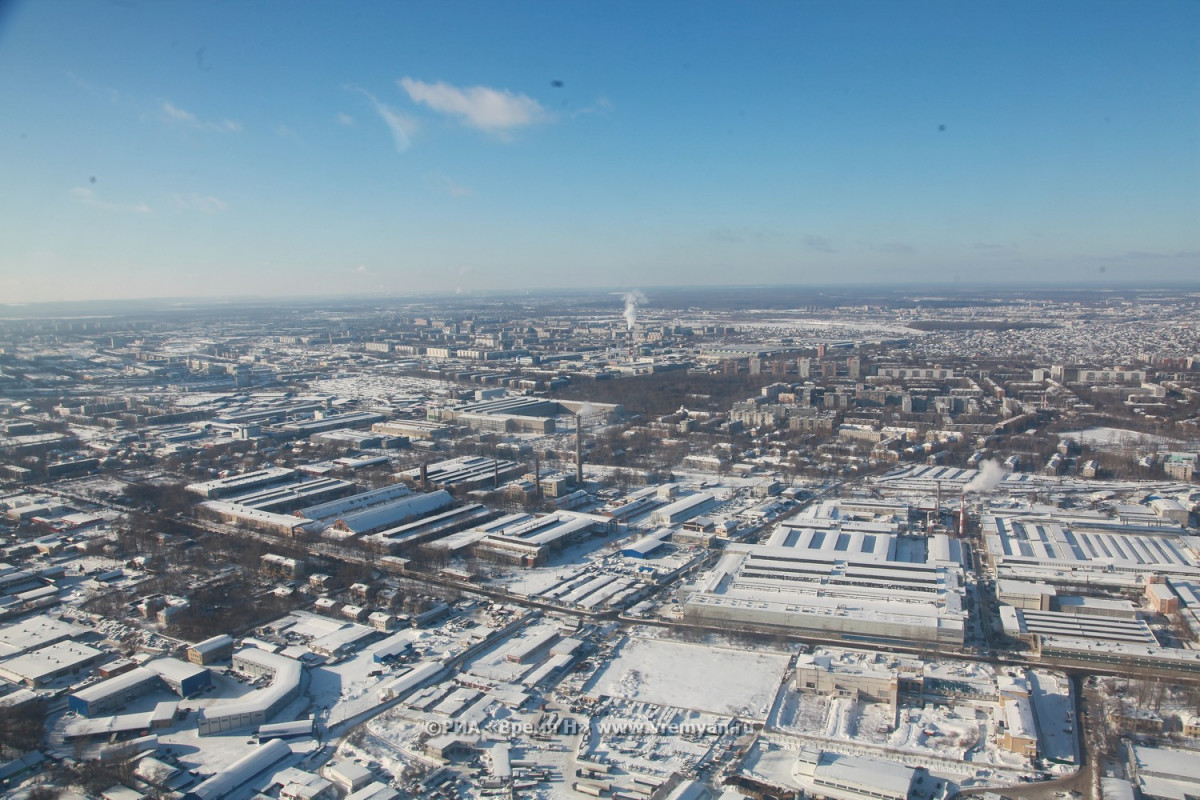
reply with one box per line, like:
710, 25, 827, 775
964, 459, 1006, 494
623, 290, 646, 331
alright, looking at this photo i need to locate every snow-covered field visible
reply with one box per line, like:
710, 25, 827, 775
590, 636, 790, 720
1068, 426, 1185, 450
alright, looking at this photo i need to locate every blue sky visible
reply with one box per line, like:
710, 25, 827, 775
1, 1, 1197, 303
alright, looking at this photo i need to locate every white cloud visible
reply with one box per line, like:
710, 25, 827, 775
398, 77, 548, 135
69, 187, 151, 214
160, 101, 242, 132
347, 86, 417, 152
571, 96, 613, 119
275, 124, 297, 138
172, 193, 227, 213
428, 172, 474, 198
335, 111, 355, 126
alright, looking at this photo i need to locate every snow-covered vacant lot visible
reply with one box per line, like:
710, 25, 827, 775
591, 636, 790, 721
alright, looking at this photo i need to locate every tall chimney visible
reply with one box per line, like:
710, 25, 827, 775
959, 492, 967, 536
420, 461, 428, 491
576, 413, 584, 486
534, 456, 542, 500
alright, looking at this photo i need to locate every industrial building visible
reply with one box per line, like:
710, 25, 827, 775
0, 640, 105, 687
67, 659, 210, 716
220, 477, 357, 514
69, 667, 161, 717
649, 493, 716, 527
793, 749, 916, 800
187, 634, 234, 665
300, 484, 414, 525
367, 503, 498, 553
186, 467, 296, 499
144, 658, 212, 697
187, 738, 293, 800
399, 456, 525, 492
983, 510, 1200, 588
0, 615, 90, 658
197, 649, 302, 735
472, 511, 616, 566
683, 502, 966, 647
309, 489, 455, 538
63, 701, 178, 741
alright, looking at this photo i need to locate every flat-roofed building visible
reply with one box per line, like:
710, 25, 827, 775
69, 667, 160, 717
794, 749, 915, 800
0, 640, 104, 687
683, 515, 967, 647
197, 649, 302, 735
0, 615, 89, 659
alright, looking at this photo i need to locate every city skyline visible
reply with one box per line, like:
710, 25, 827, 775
1, 0, 1197, 303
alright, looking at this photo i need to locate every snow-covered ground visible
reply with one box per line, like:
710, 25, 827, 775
589, 635, 790, 721
1068, 426, 1186, 450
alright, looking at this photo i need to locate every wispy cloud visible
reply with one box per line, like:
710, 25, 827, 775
571, 96, 613, 119
172, 193, 227, 213
710, 226, 779, 244
346, 86, 417, 152
66, 71, 124, 104
69, 187, 151, 214
428, 172, 474, 197
1122, 249, 1200, 260
159, 101, 242, 132
804, 235, 836, 253
876, 241, 915, 254
275, 124, 297, 138
335, 111, 355, 126
398, 77, 548, 136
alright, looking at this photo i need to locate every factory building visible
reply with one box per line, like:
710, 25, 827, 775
399, 456, 525, 492
793, 749, 916, 800
473, 512, 615, 566
187, 739, 293, 800
983, 511, 1199, 589
0, 640, 105, 687
197, 649, 302, 735
650, 493, 716, 527
67, 659, 210, 716
187, 634, 234, 665
313, 490, 454, 538
69, 667, 161, 717
144, 658, 211, 697
186, 467, 296, 499
221, 478, 357, 514
683, 503, 966, 647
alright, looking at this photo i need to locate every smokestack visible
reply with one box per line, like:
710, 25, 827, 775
493, 459, 499, 490
534, 456, 542, 500
936, 480, 942, 525
420, 461, 428, 491
959, 492, 967, 537
576, 414, 584, 486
